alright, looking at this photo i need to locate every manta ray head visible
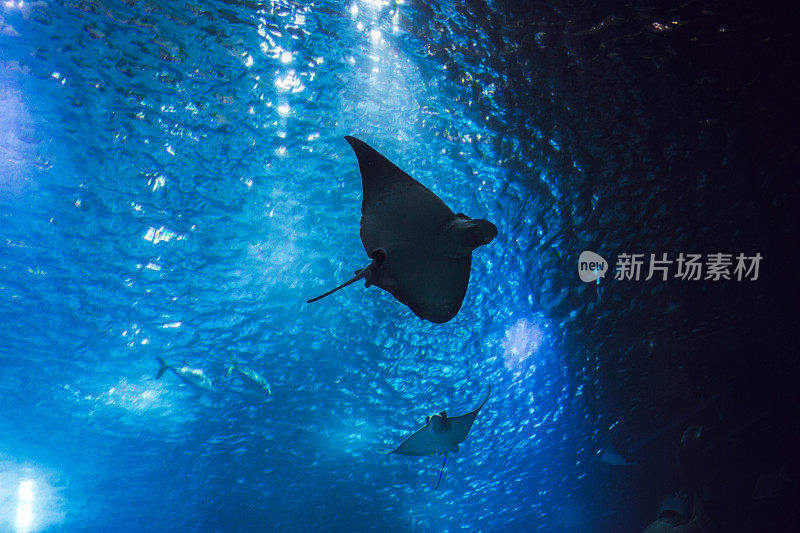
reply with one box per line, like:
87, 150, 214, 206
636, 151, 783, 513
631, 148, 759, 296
446, 214, 498, 257
466, 218, 498, 247
430, 412, 452, 433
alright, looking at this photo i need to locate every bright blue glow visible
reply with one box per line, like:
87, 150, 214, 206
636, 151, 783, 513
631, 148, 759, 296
0, 2, 599, 531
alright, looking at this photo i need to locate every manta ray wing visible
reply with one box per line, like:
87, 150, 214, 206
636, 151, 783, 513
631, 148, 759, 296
344, 136, 452, 219
447, 387, 491, 445
380, 248, 472, 323
390, 424, 449, 456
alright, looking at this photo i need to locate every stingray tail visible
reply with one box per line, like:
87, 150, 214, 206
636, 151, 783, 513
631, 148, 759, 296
306, 264, 370, 303
435, 452, 448, 489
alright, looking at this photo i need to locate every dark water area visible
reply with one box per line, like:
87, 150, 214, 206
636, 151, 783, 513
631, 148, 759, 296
405, 1, 800, 528
492, 0, 800, 528
484, 1, 800, 530
0, 0, 798, 532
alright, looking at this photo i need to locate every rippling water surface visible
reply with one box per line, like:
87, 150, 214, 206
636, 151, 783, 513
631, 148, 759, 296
1, 1, 797, 532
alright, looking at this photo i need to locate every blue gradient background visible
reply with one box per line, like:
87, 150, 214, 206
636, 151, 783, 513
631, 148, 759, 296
1, 1, 797, 532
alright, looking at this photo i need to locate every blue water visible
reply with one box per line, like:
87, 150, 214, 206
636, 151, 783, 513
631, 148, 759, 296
1, 1, 798, 532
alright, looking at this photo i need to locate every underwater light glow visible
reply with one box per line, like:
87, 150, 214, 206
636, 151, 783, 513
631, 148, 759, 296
98, 379, 166, 413
1, 464, 64, 533
0, 64, 34, 193
502, 318, 545, 369
15, 479, 35, 533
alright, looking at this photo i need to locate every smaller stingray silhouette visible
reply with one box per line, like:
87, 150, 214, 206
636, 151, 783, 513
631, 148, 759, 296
387, 388, 491, 488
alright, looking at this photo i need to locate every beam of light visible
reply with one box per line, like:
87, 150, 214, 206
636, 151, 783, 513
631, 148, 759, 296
0, 463, 66, 532
14, 479, 35, 533
0, 61, 35, 194
342, 1, 422, 140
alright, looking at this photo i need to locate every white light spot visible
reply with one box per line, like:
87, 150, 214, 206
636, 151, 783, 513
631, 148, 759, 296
149, 174, 165, 191
15, 479, 35, 533
274, 70, 304, 93
277, 104, 291, 116
143, 226, 177, 244
502, 318, 545, 369
280, 51, 293, 64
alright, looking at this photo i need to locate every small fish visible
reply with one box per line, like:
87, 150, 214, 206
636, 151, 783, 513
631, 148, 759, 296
155, 356, 215, 392
226, 363, 272, 397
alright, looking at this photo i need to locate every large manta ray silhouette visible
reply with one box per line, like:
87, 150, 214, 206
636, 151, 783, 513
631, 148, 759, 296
387, 388, 491, 488
306, 136, 498, 323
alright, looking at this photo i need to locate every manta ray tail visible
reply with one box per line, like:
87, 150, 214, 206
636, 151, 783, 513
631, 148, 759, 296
306, 251, 385, 303
435, 452, 448, 489
156, 357, 169, 379
306, 267, 370, 303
